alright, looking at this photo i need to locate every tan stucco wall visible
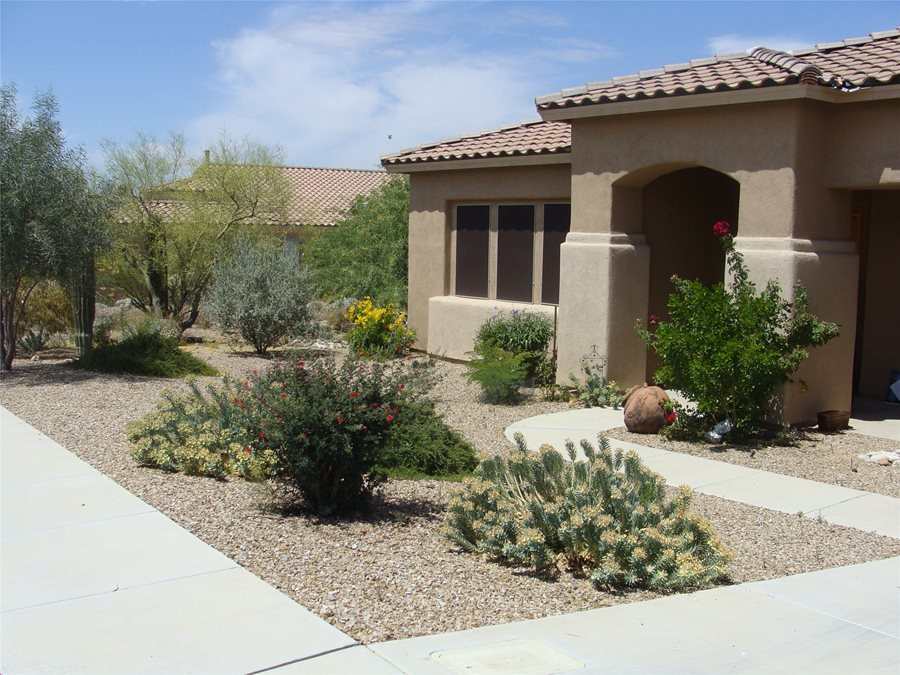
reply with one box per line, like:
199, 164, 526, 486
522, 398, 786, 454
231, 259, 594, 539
427, 296, 556, 361
826, 98, 900, 188
858, 190, 900, 396
407, 164, 570, 352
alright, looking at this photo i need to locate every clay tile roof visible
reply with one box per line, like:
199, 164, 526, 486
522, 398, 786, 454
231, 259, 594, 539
380, 120, 571, 167
537, 28, 900, 111
147, 166, 393, 227
280, 166, 394, 226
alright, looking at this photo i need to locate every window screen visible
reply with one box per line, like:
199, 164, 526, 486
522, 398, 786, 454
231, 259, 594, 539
497, 205, 534, 302
541, 203, 570, 304
455, 205, 490, 298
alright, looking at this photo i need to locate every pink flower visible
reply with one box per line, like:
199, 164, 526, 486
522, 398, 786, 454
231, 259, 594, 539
649, 314, 660, 327
713, 220, 731, 238
337, 416, 344, 424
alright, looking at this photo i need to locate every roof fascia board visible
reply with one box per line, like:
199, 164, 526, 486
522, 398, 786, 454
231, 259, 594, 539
538, 83, 900, 121
383, 153, 571, 173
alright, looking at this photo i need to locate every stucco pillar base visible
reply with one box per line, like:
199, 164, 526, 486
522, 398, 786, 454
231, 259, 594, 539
556, 232, 649, 387
734, 237, 859, 425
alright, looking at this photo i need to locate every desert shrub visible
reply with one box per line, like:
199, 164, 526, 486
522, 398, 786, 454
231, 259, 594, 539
205, 237, 314, 353
17, 327, 49, 355
74, 318, 217, 377
445, 434, 731, 591
378, 399, 479, 479
127, 380, 272, 481
637, 221, 839, 437
475, 310, 552, 373
465, 344, 528, 404
568, 358, 624, 408
20, 280, 73, 336
247, 354, 429, 515
304, 176, 409, 306
345, 296, 415, 359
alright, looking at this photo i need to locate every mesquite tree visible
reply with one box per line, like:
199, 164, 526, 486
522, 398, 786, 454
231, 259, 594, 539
0, 86, 108, 369
102, 133, 291, 331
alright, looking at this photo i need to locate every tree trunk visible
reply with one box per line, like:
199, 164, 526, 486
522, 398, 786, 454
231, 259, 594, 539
71, 255, 96, 360
0, 294, 14, 371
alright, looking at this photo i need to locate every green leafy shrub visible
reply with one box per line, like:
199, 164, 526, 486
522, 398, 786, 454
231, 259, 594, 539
445, 434, 731, 591
205, 236, 314, 354
378, 400, 478, 479
17, 327, 49, 355
127, 380, 272, 481
475, 310, 553, 374
246, 354, 427, 515
637, 222, 839, 436
568, 358, 624, 408
345, 296, 415, 359
304, 176, 409, 306
74, 318, 217, 377
465, 344, 528, 404
20, 280, 73, 337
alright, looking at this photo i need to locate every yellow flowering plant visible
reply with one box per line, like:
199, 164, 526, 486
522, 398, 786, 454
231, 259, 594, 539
345, 297, 416, 359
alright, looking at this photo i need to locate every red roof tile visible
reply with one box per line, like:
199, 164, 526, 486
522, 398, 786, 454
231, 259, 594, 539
537, 29, 900, 111
381, 120, 571, 166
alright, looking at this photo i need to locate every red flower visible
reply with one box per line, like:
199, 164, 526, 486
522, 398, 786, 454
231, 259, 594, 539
667, 411, 677, 424
713, 220, 731, 238
386, 414, 394, 422
276, 417, 283, 424
244, 446, 251, 454
393, 408, 399, 415
258, 430, 266, 440
299, 361, 306, 368
371, 402, 379, 408
337, 416, 344, 424
280, 392, 287, 398
349, 391, 358, 399
398, 384, 405, 391
649, 314, 660, 327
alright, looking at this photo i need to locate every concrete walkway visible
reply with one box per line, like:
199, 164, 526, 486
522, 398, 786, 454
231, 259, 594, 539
507, 407, 900, 538
2, 405, 899, 674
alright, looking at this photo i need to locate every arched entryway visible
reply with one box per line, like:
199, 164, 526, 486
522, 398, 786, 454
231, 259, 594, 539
641, 167, 740, 380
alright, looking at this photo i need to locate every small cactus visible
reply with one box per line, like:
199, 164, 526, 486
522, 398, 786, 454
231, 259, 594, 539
445, 433, 731, 591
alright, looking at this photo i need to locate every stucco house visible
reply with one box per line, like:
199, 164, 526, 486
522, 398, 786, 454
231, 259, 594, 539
382, 29, 900, 424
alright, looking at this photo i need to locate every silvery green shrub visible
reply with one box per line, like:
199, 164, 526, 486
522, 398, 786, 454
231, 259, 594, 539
206, 237, 313, 353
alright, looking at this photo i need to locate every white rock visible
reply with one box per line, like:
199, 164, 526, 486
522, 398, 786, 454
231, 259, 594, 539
856, 451, 900, 464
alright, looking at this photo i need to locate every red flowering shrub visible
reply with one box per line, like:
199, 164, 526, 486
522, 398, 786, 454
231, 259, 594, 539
712, 220, 731, 238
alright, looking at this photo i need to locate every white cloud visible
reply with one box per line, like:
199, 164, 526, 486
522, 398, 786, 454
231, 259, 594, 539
708, 33, 811, 55
187, 3, 613, 168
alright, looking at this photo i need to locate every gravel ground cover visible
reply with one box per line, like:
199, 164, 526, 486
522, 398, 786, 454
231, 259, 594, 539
2, 345, 899, 643
604, 426, 899, 498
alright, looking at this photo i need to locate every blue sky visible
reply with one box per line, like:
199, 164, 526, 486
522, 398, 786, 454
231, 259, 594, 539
2, 1, 898, 170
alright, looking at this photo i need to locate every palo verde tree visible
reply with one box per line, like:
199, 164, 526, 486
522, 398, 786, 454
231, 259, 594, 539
0, 85, 109, 370
102, 132, 290, 331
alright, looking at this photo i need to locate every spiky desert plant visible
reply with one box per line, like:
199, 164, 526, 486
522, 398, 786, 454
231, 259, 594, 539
445, 433, 731, 591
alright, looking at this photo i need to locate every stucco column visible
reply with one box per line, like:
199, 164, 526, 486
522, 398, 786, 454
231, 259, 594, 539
556, 232, 650, 387
734, 237, 859, 424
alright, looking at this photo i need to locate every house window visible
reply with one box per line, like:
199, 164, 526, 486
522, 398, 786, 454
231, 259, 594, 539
497, 205, 535, 302
541, 203, 570, 304
455, 204, 490, 298
453, 201, 569, 304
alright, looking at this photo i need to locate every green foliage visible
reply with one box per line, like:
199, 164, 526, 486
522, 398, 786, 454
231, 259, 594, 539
445, 434, 732, 591
377, 400, 478, 479
465, 344, 529, 404
637, 229, 840, 436
1, 86, 109, 369
102, 132, 290, 332
568, 359, 624, 408
345, 296, 415, 359
475, 310, 553, 373
303, 176, 409, 306
205, 236, 314, 353
127, 380, 272, 481
17, 327, 49, 355
20, 280, 73, 336
74, 319, 217, 377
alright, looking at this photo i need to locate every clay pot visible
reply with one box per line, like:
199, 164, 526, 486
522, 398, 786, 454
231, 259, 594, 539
817, 410, 850, 432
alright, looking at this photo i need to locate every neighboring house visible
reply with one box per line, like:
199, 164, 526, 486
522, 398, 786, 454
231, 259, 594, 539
149, 165, 394, 228
382, 28, 900, 424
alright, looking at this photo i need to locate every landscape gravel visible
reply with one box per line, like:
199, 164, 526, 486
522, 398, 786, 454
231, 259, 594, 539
604, 425, 900, 498
2, 346, 899, 643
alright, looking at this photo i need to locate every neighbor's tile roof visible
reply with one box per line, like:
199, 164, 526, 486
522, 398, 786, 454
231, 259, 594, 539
148, 166, 393, 227
281, 166, 394, 226
381, 120, 571, 166
537, 28, 900, 111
